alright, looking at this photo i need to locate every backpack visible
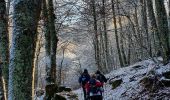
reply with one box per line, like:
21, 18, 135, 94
97, 74, 107, 83
89, 79, 98, 94
81, 75, 88, 86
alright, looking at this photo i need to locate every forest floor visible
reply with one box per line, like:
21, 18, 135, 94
35, 57, 170, 100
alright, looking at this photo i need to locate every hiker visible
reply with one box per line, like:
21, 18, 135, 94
79, 69, 90, 100
85, 74, 103, 100
95, 70, 107, 86
95, 70, 107, 98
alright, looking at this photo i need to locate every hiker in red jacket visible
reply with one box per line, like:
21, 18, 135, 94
85, 74, 103, 100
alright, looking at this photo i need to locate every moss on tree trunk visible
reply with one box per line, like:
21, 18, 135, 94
0, 0, 9, 99
155, 0, 170, 64
8, 0, 42, 100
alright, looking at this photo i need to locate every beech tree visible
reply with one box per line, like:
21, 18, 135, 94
42, 0, 59, 99
155, 0, 170, 64
111, 0, 124, 67
90, 0, 100, 71
8, 0, 42, 99
146, 0, 160, 56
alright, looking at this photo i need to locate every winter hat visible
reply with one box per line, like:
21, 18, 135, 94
95, 70, 101, 74
84, 69, 88, 73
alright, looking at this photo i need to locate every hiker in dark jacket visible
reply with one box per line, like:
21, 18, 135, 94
95, 70, 107, 86
79, 69, 90, 100
95, 70, 107, 98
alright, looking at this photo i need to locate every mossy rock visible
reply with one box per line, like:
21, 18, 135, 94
58, 86, 72, 92
53, 94, 66, 100
140, 76, 159, 92
140, 77, 153, 88
64, 87, 72, 92
110, 79, 122, 90
45, 84, 58, 100
162, 71, 170, 79
58, 86, 66, 92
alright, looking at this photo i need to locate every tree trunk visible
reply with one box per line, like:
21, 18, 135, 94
146, 0, 160, 56
8, 0, 42, 99
32, 33, 43, 99
140, 0, 151, 57
116, 0, 128, 66
134, 6, 142, 61
99, 22, 105, 71
111, 0, 124, 67
42, 0, 52, 84
168, 0, 170, 31
91, 0, 101, 70
47, 0, 58, 83
127, 31, 131, 65
43, 0, 58, 84
102, 0, 109, 72
43, 0, 59, 99
34, 34, 43, 89
0, 0, 9, 99
155, 0, 170, 64
0, 63, 4, 100
126, 20, 134, 64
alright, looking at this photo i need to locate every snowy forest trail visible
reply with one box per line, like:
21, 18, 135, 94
73, 83, 113, 100
73, 58, 170, 100
1, 0, 170, 99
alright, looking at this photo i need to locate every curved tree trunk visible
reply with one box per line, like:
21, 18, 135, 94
8, 0, 42, 99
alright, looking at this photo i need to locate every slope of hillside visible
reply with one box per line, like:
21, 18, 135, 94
74, 58, 170, 100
